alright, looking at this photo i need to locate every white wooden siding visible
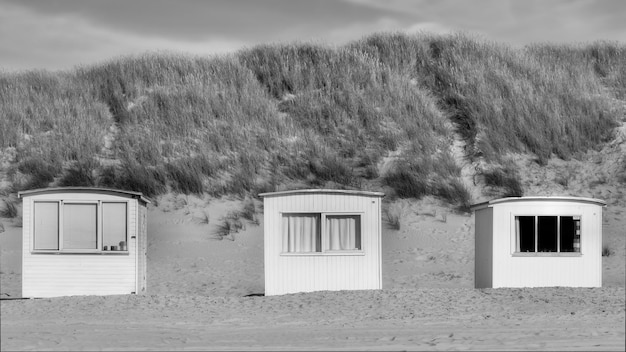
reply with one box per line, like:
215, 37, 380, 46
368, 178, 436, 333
21, 191, 144, 297
473, 197, 603, 288
263, 191, 383, 296
136, 203, 148, 294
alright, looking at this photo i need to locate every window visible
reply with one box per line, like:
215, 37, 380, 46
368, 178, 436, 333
515, 215, 581, 253
102, 203, 128, 250
63, 203, 97, 249
282, 213, 362, 253
32, 200, 128, 253
33, 202, 59, 250
326, 215, 361, 251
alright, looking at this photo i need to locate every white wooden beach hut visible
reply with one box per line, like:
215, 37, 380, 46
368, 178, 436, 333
260, 189, 384, 296
18, 187, 150, 298
471, 196, 606, 288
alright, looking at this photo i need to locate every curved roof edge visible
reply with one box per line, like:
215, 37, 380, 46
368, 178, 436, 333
470, 196, 606, 210
18, 187, 151, 204
259, 189, 384, 198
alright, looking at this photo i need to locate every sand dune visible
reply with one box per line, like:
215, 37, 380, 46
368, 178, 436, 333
1, 124, 625, 350
2, 189, 625, 350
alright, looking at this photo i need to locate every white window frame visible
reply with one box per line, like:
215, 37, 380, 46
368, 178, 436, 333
512, 214, 582, 257
280, 211, 365, 256
31, 199, 130, 254
102, 202, 129, 251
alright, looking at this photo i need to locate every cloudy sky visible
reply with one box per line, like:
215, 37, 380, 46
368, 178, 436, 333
1, 0, 625, 72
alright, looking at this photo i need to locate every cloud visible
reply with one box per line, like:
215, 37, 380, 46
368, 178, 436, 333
405, 22, 455, 36
343, 0, 626, 45
7, 0, 397, 43
2, 0, 624, 72
0, 2, 247, 72
321, 17, 406, 45
1, 0, 411, 71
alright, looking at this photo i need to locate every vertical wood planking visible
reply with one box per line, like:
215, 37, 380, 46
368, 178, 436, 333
262, 190, 383, 295
477, 199, 604, 288
21, 190, 148, 298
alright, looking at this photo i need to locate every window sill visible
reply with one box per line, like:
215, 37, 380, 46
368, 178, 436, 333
31, 251, 129, 255
280, 251, 365, 256
512, 252, 582, 257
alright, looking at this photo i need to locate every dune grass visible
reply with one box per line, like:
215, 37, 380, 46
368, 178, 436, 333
353, 32, 621, 163
0, 32, 622, 207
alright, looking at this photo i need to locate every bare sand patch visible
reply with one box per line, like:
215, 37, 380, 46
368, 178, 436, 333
2, 287, 624, 350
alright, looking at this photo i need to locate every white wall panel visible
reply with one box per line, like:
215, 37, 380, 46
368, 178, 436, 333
473, 197, 604, 288
21, 189, 148, 298
262, 190, 383, 296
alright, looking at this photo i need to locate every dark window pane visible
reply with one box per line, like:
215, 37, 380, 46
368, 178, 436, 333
560, 216, 581, 252
517, 216, 535, 252
538, 216, 558, 252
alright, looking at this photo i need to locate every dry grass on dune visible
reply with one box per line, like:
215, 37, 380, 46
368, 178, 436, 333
1, 31, 625, 351
1, 32, 623, 208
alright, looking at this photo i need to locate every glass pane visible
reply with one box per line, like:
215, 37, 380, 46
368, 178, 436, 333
103, 203, 127, 250
34, 202, 59, 250
63, 204, 97, 249
560, 216, 580, 252
282, 214, 321, 253
325, 215, 361, 251
516, 216, 535, 252
538, 216, 558, 252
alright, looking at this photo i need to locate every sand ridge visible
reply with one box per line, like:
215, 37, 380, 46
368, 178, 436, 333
1, 125, 625, 349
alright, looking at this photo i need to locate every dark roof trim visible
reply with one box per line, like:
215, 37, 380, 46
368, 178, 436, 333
259, 189, 384, 198
470, 196, 606, 211
18, 187, 151, 204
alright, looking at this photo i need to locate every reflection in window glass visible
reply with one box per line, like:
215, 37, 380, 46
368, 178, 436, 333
63, 203, 97, 249
103, 203, 127, 250
34, 202, 59, 250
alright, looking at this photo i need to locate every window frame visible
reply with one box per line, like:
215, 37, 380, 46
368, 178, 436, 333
101, 202, 129, 251
32, 201, 60, 250
31, 199, 130, 255
280, 211, 365, 256
511, 214, 582, 257
60, 201, 100, 253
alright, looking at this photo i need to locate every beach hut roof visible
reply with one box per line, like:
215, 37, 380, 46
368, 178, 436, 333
470, 196, 606, 211
18, 187, 151, 204
259, 189, 384, 198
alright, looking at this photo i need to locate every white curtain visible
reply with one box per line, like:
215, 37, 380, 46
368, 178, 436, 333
282, 214, 320, 252
326, 215, 360, 251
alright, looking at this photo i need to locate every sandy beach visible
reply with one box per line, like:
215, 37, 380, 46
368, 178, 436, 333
1, 188, 624, 350
1, 121, 625, 351
2, 287, 624, 351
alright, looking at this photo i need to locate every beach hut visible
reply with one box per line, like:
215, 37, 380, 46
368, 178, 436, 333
471, 196, 606, 288
18, 187, 150, 298
260, 189, 384, 296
